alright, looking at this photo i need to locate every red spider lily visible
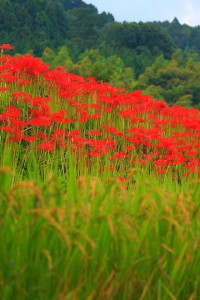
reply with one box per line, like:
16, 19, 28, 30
30, 96, 50, 109
0, 87, 9, 92
30, 108, 48, 118
70, 137, 89, 148
38, 142, 54, 152
0, 106, 21, 118
1, 126, 17, 133
155, 158, 168, 167
118, 176, 126, 182
87, 130, 101, 136
104, 107, 113, 113
29, 117, 51, 127
17, 79, 30, 86
88, 138, 116, 158
13, 54, 49, 76
184, 163, 197, 173
37, 132, 47, 140
139, 159, 147, 166
23, 136, 38, 142
110, 151, 128, 161
51, 112, 72, 124
0, 73, 18, 84
156, 168, 167, 174
0, 49, 200, 180
126, 145, 136, 151
12, 91, 31, 102
68, 130, 81, 137
89, 138, 116, 150
0, 44, 14, 50
89, 149, 103, 157
52, 129, 66, 136
10, 134, 23, 142
100, 125, 124, 137
182, 173, 189, 177
88, 113, 101, 120
90, 103, 101, 110
7, 118, 26, 128
51, 129, 67, 148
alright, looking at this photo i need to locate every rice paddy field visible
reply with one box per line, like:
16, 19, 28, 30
0, 44, 200, 299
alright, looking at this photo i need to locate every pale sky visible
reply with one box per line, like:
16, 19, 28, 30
84, 0, 200, 27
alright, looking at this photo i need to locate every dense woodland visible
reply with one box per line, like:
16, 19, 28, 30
1, 0, 200, 108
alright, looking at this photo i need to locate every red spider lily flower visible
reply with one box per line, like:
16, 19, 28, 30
0, 44, 15, 50
89, 138, 116, 151
90, 103, 101, 110
86, 76, 97, 83
51, 129, 67, 146
89, 149, 102, 157
0, 106, 21, 119
29, 117, 51, 127
17, 79, 30, 86
182, 173, 189, 177
52, 129, 66, 136
10, 134, 23, 142
38, 142, 54, 152
37, 132, 47, 140
184, 160, 200, 172
155, 158, 168, 167
100, 125, 122, 136
68, 130, 81, 137
70, 137, 89, 148
118, 176, 126, 182
139, 159, 147, 166
1, 126, 16, 133
5, 106, 21, 117
101, 125, 124, 137
23, 136, 38, 142
0, 73, 18, 84
13, 54, 49, 76
0, 87, 9, 92
156, 168, 167, 174
153, 119, 169, 126
12, 91, 31, 102
87, 130, 101, 136
7, 118, 26, 127
51, 111, 72, 123
113, 130, 124, 137
187, 151, 198, 156
104, 107, 113, 113
30, 96, 50, 108
126, 145, 136, 151
110, 151, 128, 161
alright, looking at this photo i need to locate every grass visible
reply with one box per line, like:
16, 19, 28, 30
0, 168, 199, 299
0, 50, 200, 299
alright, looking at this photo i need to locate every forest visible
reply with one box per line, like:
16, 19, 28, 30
1, 0, 200, 108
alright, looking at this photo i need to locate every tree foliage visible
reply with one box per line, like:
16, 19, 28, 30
1, 0, 200, 106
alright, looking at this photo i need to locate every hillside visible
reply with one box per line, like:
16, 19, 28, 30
1, 0, 200, 56
1, 0, 200, 107
0, 0, 114, 55
0, 49, 200, 299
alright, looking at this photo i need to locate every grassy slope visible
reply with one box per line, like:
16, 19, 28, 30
0, 51, 200, 299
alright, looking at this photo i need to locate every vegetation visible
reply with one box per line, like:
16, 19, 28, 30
2, 0, 200, 106
0, 47, 200, 299
139, 51, 200, 108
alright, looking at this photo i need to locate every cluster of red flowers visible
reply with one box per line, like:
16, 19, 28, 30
0, 45, 200, 179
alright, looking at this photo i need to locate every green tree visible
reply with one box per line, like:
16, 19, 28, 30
42, 47, 56, 66
52, 46, 73, 71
